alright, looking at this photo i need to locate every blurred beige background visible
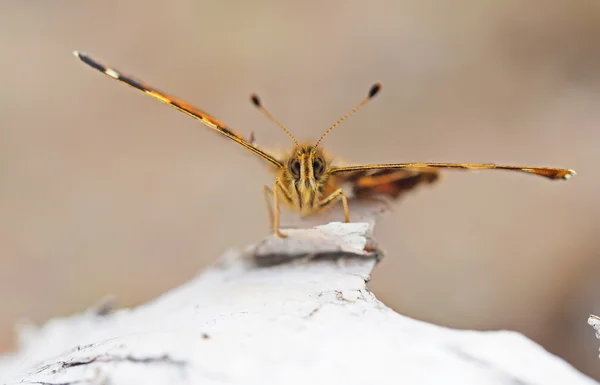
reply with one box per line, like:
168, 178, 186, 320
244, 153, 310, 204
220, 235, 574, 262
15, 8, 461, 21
2, 0, 600, 379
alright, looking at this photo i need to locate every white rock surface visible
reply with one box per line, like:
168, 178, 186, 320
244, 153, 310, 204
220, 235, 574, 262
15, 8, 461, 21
1, 222, 596, 385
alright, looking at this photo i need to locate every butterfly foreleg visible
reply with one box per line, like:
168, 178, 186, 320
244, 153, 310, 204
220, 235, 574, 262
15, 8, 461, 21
318, 188, 350, 223
270, 178, 293, 238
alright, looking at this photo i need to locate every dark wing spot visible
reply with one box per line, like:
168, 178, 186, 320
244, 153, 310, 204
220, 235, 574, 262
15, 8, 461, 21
77, 53, 110, 74
121, 76, 148, 91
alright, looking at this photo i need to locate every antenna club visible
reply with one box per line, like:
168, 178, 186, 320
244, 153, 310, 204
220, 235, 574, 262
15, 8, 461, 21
250, 93, 299, 146
369, 83, 382, 98
250, 94, 261, 107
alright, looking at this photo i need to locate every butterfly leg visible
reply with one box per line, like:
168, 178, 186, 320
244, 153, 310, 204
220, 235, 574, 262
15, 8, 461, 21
272, 178, 293, 238
318, 188, 350, 223
263, 185, 275, 229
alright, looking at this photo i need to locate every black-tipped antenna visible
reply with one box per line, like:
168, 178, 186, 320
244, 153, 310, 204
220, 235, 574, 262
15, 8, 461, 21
315, 83, 382, 148
251, 93, 299, 147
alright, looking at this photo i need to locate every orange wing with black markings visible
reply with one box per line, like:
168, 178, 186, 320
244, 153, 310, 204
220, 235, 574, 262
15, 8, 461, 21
72, 54, 576, 238
73, 51, 283, 169
337, 168, 440, 199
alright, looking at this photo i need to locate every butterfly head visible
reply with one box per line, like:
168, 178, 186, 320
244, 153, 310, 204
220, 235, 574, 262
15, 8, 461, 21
285, 145, 328, 191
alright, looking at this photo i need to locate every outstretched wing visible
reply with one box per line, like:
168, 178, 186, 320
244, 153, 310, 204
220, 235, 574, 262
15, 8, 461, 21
330, 163, 575, 180
73, 51, 283, 169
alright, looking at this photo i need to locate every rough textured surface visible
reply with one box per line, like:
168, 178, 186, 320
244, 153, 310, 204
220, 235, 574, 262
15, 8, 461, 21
1, 222, 596, 385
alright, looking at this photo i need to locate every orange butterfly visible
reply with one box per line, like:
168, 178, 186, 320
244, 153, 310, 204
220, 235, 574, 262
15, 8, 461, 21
74, 51, 575, 237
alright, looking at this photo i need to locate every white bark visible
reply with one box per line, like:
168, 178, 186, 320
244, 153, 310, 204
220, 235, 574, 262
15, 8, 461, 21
588, 315, 600, 361
1, 221, 596, 385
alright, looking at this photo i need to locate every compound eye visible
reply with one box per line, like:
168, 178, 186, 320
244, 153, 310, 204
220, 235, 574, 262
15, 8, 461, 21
289, 159, 301, 177
313, 158, 325, 176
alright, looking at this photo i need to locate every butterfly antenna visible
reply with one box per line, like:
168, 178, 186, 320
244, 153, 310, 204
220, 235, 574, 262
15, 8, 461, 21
315, 83, 381, 148
251, 94, 299, 147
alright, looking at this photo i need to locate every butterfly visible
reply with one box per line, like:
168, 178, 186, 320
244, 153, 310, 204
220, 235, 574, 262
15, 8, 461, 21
73, 51, 575, 237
